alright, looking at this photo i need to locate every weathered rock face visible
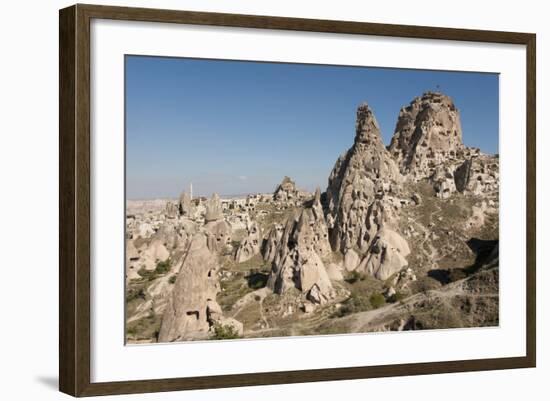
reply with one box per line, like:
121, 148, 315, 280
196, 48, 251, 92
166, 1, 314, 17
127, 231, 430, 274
205, 193, 223, 222
125, 239, 141, 281
389, 92, 464, 179
356, 228, 410, 280
454, 155, 499, 195
139, 239, 170, 271
235, 220, 262, 263
204, 219, 232, 254
202, 193, 232, 254
268, 246, 335, 304
266, 202, 335, 304
178, 191, 194, 217
206, 300, 244, 337
165, 201, 178, 219
326, 103, 402, 254
262, 223, 284, 263
158, 234, 220, 342
432, 165, 457, 199
152, 218, 193, 251
274, 176, 298, 201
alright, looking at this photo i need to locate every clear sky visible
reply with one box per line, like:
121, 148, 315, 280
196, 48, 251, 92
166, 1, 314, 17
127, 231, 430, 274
126, 56, 499, 199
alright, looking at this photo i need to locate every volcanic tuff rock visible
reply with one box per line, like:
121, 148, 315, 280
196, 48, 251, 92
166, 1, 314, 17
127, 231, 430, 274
235, 220, 262, 263
273, 176, 298, 201
203, 193, 232, 253
204, 219, 232, 254
326, 103, 402, 255
165, 201, 178, 219
127, 90, 500, 343
262, 223, 284, 263
356, 227, 411, 280
266, 198, 335, 303
454, 155, 499, 195
206, 300, 244, 337
158, 234, 221, 341
178, 191, 194, 217
205, 193, 224, 222
389, 92, 464, 179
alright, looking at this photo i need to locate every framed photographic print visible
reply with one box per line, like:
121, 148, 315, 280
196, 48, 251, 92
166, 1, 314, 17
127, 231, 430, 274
59, 4, 536, 397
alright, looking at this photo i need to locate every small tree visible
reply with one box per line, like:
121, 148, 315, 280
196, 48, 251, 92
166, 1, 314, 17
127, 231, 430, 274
210, 323, 241, 340
369, 293, 386, 309
155, 259, 171, 275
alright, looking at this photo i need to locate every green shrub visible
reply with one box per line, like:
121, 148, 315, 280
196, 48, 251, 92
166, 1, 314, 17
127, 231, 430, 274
411, 276, 441, 293
155, 259, 171, 275
210, 323, 241, 340
345, 270, 367, 284
125, 287, 146, 303
387, 291, 405, 304
246, 269, 268, 289
334, 293, 371, 317
448, 268, 467, 282
369, 293, 386, 309
168, 275, 177, 284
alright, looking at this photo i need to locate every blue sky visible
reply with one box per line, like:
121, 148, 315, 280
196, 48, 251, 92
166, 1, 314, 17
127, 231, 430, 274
126, 56, 499, 199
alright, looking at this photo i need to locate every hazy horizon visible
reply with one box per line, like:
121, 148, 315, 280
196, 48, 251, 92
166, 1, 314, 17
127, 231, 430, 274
126, 56, 499, 199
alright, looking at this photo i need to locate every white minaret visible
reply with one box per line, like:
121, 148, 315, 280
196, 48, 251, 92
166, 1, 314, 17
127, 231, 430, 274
189, 182, 193, 200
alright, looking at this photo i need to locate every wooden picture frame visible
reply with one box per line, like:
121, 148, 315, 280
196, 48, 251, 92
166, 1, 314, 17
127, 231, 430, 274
59, 3, 536, 397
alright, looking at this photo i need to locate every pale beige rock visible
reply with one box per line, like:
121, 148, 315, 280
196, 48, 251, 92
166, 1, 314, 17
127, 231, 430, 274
213, 317, 244, 337
454, 155, 499, 196
125, 239, 141, 281
158, 234, 220, 342
266, 205, 335, 303
326, 103, 402, 254
389, 92, 464, 179
358, 228, 411, 280
326, 263, 344, 281
344, 249, 360, 271
235, 220, 262, 263
262, 223, 284, 263
178, 191, 194, 217
138, 239, 170, 272
204, 219, 232, 254
432, 165, 457, 199
205, 193, 223, 222
463, 201, 489, 230
165, 201, 178, 219
273, 176, 298, 201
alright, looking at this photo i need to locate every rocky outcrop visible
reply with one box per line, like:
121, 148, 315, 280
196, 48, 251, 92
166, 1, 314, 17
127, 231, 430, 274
389, 92, 464, 179
151, 218, 194, 251
165, 201, 178, 219
139, 239, 170, 271
204, 219, 232, 254
235, 220, 262, 263
158, 234, 220, 342
356, 228, 410, 280
454, 155, 499, 195
125, 239, 141, 281
326, 103, 402, 254
202, 193, 232, 253
262, 223, 284, 263
268, 245, 335, 305
326, 263, 344, 281
432, 165, 457, 199
205, 193, 223, 222
274, 176, 298, 202
206, 300, 244, 336
178, 191, 194, 217
266, 202, 335, 304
